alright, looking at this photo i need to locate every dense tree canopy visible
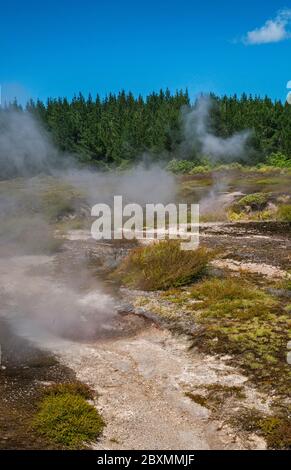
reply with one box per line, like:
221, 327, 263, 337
7, 90, 291, 167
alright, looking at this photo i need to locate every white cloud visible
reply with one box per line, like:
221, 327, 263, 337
287, 80, 291, 88
243, 9, 291, 45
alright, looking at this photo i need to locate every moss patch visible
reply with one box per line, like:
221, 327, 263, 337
143, 276, 290, 396
186, 278, 291, 394
233, 409, 291, 450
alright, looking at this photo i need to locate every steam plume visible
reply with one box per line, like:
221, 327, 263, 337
181, 95, 251, 162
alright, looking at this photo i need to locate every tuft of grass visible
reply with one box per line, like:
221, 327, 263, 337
112, 240, 214, 290
33, 383, 104, 448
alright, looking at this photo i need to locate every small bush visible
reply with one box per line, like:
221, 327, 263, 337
233, 193, 271, 212
113, 240, 213, 290
189, 165, 211, 175
267, 152, 291, 169
213, 163, 244, 172
184, 392, 209, 408
166, 159, 198, 174
33, 390, 104, 448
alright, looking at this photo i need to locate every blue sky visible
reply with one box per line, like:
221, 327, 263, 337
1, 0, 291, 104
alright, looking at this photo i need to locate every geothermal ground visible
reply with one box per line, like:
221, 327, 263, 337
0, 221, 290, 449
0, 167, 290, 450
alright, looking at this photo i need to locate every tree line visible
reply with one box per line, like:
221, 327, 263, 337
9, 90, 291, 167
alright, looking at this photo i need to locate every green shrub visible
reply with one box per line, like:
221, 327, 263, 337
267, 152, 291, 169
189, 165, 211, 174
231, 193, 271, 213
112, 240, 213, 290
213, 162, 244, 172
166, 159, 197, 174
33, 390, 104, 448
277, 204, 291, 222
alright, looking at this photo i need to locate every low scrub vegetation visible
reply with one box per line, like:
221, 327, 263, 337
133, 272, 291, 448
186, 278, 290, 394
277, 204, 291, 222
166, 158, 291, 176
267, 152, 291, 169
154, 276, 290, 395
232, 193, 271, 212
112, 240, 214, 290
33, 382, 104, 448
228, 192, 275, 221
40, 182, 84, 221
189, 277, 276, 319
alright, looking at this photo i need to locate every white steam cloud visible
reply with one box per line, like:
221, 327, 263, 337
0, 110, 60, 178
0, 108, 178, 341
181, 95, 251, 161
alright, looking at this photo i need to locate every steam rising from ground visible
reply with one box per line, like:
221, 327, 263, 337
181, 95, 251, 162
180, 95, 252, 216
0, 99, 253, 341
0, 110, 59, 178
0, 255, 116, 340
0, 108, 177, 342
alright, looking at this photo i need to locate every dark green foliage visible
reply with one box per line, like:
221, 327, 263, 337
2, 91, 291, 169
26, 89, 190, 166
